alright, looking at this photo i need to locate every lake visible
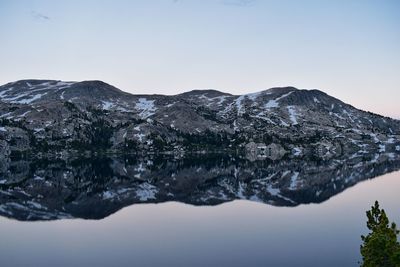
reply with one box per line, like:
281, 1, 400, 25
0, 155, 399, 267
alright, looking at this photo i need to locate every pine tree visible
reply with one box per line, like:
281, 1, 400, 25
360, 201, 400, 267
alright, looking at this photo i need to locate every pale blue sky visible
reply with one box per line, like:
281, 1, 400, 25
0, 0, 399, 118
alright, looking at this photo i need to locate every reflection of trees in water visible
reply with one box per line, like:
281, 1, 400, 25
0, 153, 399, 221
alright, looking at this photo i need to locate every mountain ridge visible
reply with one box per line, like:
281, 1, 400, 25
0, 79, 396, 121
0, 79, 399, 160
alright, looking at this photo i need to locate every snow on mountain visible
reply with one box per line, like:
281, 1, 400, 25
0, 79, 399, 158
135, 98, 157, 119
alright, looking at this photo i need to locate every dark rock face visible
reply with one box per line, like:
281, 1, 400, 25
0, 153, 399, 221
0, 79, 399, 157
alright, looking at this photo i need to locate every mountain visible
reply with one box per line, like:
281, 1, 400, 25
0, 79, 399, 159
1, 79, 400, 220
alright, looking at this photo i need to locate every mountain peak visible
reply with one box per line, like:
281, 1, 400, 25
70, 80, 124, 94
5, 79, 75, 88
265, 86, 299, 94
179, 89, 232, 97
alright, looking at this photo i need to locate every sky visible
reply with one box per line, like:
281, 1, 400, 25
0, 0, 399, 118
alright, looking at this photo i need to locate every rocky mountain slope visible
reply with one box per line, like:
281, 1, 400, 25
0, 79, 399, 159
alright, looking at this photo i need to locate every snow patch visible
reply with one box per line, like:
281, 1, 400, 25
237, 182, 246, 199
253, 112, 276, 124
135, 98, 157, 119
135, 163, 145, 172
266, 185, 296, 204
289, 172, 300, 190
386, 137, 395, 144
10, 92, 48, 104
27, 201, 47, 210
165, 102, 176, 108
370, 133, 380, 143
280, 119, 289, 127
135, 133, 146, 142
103, 191, 116, 200
33, 175, 45, 181
215, 96, 228, 105
367, 155, 377, 164
101, 100, 114, 110
0, 88, 13, 99
136, 183, 158, 201
235, 95, 246, 115
265, 91, 294, 109
287, 105, 298, 125
265, 99, 279, 108
293, 147, 302, 156
333, 113, 345, 120
116, 106, 130, 112
18, 111, 31, 117
266, 185, 280, 196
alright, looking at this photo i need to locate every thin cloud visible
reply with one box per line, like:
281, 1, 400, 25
222, 0, 256, 7
31, 11, 50, 21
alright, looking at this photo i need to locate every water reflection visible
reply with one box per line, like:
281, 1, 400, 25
0, 152, 399, 221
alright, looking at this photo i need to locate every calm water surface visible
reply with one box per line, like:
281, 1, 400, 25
0, 169, 399, 267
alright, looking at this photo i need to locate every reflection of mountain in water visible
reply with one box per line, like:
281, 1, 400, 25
0, 152, 399, 221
